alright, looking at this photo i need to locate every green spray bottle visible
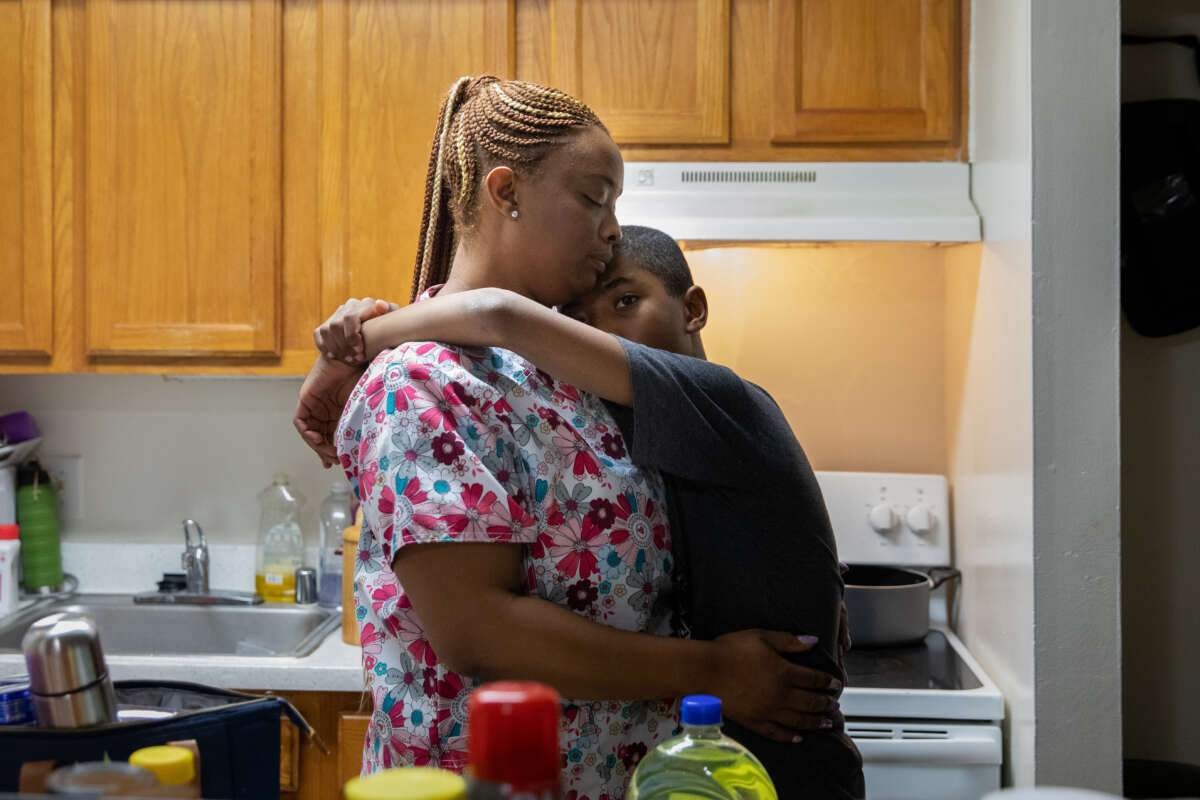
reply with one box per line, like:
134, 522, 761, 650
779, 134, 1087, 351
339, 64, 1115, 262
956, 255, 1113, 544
16, 462, 63, 592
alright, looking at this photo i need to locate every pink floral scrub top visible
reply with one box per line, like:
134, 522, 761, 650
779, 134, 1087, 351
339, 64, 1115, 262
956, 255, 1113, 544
336, 290, 678, 799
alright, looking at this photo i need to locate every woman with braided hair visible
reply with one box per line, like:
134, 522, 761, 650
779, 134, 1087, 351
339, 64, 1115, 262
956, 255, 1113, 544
295, 77, 835, 797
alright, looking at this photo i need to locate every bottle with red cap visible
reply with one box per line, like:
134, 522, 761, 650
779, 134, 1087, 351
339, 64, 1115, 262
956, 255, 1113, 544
0, 524, 20, 617
465, 681, 562, 800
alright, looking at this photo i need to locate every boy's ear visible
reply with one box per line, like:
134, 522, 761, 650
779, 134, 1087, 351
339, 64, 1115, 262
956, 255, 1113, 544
682, 285, 708, 334
483, 165, 518, 216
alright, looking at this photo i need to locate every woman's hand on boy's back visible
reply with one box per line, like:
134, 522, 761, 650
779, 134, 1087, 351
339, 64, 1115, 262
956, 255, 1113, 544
710, 629, 842, 742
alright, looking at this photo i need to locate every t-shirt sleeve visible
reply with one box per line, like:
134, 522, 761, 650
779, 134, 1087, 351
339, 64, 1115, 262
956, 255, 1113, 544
615, 337, 795, 486
339, 351, 539, 566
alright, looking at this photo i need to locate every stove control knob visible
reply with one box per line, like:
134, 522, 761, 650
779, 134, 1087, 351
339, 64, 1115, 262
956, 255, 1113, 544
905, 504, 935, 535
868, 504, 896, 533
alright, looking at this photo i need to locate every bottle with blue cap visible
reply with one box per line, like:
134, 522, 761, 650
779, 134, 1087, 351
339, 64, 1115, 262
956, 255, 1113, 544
627, 695, 778, 799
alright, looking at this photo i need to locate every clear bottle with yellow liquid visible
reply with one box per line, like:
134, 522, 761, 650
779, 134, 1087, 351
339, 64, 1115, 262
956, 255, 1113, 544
627, 695, 779, 800
255, 474, 305, 602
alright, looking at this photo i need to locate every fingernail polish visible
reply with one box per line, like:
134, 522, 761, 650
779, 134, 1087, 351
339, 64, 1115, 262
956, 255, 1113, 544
797, 635, 819, 645
791, 735, 803, 744
820, 718, 833, 729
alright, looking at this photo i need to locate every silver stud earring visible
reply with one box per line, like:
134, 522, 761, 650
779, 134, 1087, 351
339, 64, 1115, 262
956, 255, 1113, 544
511, 209, 519, 219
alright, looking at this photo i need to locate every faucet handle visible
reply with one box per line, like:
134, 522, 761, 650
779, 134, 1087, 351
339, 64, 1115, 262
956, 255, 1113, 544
182, 519, 207, 551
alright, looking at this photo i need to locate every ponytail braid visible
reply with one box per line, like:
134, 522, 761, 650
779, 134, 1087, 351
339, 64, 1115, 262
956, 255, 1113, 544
409, 76, 604, 302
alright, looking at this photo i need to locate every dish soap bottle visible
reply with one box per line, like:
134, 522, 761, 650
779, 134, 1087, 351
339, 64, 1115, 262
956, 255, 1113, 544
255, 474, 305, 602
317, 481, 353, 608
627, 694, 779, 800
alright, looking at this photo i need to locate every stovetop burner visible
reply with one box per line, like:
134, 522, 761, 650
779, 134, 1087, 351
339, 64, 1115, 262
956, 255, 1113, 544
844, 630, 983, 691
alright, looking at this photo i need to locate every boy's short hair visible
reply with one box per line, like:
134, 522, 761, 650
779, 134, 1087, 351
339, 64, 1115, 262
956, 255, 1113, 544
617, 225, 694, 297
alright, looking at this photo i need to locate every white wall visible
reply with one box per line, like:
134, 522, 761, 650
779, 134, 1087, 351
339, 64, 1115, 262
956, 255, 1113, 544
1029, 0, 1123, 789
0, 375, 336, 557
950, 0, 1036, 785
1120, 0, 1200, 768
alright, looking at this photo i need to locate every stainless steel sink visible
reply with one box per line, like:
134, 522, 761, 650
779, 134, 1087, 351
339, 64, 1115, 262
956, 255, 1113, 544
0, 594, 340, 658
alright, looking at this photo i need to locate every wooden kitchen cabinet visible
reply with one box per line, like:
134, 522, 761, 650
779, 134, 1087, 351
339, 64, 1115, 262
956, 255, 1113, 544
768, 0, 959, 145
83, 0, 283, 359
254, 689, 367, 800
0, 0, 53, 358
0, 0, 966, 376
516, 0, 731, 145
613, 0, 968, 163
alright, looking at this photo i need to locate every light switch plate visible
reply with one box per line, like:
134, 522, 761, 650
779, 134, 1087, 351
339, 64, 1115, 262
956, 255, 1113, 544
42, 455, 83, 520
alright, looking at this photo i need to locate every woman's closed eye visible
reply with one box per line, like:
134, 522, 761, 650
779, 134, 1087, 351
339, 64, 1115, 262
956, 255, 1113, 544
582, 193, 604, 207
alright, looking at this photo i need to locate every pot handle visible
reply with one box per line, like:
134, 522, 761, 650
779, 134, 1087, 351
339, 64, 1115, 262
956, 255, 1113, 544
927, 566, 961, 589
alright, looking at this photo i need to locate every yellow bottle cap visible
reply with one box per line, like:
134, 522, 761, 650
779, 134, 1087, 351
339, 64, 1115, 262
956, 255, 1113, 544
343, 767, 467, 800
129, 745, 195, 786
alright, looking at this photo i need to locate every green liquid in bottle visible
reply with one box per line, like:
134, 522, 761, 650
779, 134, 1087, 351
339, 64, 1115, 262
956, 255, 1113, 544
628, 696, 778, 800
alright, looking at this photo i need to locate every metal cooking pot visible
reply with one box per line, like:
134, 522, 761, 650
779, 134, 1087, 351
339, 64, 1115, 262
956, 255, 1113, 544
843, 565, 960, 647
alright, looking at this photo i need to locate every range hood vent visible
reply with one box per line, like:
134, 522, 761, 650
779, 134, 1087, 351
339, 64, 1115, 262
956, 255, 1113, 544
615, 162, 981, 243
680, 168, 818, 184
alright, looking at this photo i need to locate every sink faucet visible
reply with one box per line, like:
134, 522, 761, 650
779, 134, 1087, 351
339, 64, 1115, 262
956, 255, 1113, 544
133, 520, 262, 606
181, 519, 209, 594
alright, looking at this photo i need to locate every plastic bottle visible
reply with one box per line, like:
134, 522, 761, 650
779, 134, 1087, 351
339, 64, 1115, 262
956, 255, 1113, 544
466, 682, 562, 800
318, 481, 353, 607
0, 524, 20, 616
627, 695, 779, 800
15, 462, 62, 592
343, 766, 467, 800
254, 474, 305, 602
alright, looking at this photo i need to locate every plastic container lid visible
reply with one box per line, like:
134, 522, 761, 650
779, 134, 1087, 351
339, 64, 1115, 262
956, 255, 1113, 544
0, 524, 17, 540
130, 745, 195, 785
681, 694, 723, 726
467, 681, 561, 787
45, 762, 158, 794
343, 767, 466, 800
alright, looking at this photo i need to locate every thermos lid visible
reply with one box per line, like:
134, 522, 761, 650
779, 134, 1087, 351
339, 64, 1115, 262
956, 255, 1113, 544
21, 609, 110, 695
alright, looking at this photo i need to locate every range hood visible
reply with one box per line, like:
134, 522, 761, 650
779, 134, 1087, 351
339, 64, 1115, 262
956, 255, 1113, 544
614, 162, 980, 242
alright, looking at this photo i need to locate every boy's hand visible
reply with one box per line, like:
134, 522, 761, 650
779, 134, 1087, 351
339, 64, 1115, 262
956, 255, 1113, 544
710, 629, 842, 742
314, 297, 399, 365
293, 354, 365, 468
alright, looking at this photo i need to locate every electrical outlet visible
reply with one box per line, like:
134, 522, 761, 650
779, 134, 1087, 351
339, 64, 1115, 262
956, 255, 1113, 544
41, 455, 83, 520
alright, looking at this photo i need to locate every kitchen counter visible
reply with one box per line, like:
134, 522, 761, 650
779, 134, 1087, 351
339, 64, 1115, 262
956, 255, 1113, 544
0, 626, 365, 693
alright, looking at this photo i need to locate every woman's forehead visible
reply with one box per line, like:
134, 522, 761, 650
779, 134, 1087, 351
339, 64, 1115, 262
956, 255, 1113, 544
552, 126, 623, 182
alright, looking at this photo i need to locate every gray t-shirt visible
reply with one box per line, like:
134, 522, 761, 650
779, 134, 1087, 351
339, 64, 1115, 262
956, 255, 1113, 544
606, 338, 864, 798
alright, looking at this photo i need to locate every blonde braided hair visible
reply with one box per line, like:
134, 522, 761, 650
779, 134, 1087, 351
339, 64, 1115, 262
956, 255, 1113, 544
410, 76, 604, 302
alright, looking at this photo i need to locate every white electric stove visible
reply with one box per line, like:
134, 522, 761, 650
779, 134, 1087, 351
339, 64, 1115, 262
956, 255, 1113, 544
815, 471, 1005, 800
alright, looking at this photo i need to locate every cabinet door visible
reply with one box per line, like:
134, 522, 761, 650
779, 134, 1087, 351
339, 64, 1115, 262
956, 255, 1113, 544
338, 712, 371, 785
0, 0, 53, 356
522, 0, 729, 145
84, 0, 282, 357
769, 0, 959, 144
317, 0, 512, 311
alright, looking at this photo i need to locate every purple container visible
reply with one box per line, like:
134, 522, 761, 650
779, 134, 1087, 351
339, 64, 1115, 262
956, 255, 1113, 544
0, 412, 38, 447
